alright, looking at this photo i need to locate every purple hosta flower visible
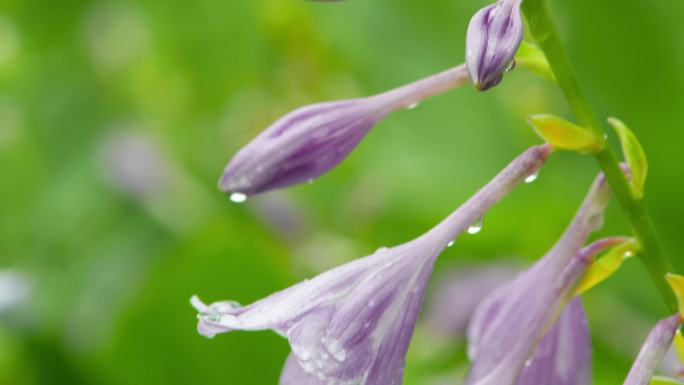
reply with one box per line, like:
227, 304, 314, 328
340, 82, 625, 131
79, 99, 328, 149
466, 0, 524, 91
623, 314, 682, 385
220, 64, 469, 197
424, 263, 520, 340
193, 145, 550, 385
516, 298, 592, 385
466, 172, 624, 385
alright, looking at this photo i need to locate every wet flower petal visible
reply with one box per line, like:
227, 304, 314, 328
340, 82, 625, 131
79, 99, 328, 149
517, 298, 592, 385
194, 145, 550, 385
624, 314, 682, 385
466, 0, 524, 91
466, 172, 619, 385
220, 65, 469, 196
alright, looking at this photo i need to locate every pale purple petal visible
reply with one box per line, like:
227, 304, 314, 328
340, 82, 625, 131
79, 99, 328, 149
220, 65, 469, 196
466, 172, 617, 385
280, 353, 327, 385
517, 298, 592, 385
624, 314, 682, 385
466, 0, 524, 91
424, 264, 519, 339
195, 145, 550, 385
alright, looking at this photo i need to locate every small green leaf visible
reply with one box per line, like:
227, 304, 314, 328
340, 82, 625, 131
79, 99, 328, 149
608, 117, 648, 199
674, 330, 684, 365
528, 114, 604, 153
650, 376, 684, 385
576, 239, 638, 295
666, 273, 684, 319
515, 41, 556, 83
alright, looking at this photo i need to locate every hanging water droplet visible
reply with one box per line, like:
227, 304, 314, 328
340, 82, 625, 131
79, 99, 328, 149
524, 170, 540, 184
230, 192, 247, 203
467, 217, 484, 234
505, 59, 516, 73
624, 251, 634, 258
447, 240, 455, 248
406, 102, 420, 110
307, 178, 315, 184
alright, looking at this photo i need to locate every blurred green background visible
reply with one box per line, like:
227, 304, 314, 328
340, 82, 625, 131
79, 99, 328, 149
1, 0, 683, 384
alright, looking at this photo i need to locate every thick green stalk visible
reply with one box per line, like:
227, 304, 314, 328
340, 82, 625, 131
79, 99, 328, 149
521, 0, 677, 311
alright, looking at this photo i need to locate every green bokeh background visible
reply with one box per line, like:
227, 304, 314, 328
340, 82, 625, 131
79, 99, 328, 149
1, 0, 683, 384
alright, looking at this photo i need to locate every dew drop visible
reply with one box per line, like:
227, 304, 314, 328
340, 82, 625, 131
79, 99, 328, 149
524, 170, 540, 184
406, 102, 420, 110
524, 358, 533, 367
624, 251, 634, 258
307, 178, 315, 184
333, 349, 347, 362
467, 217, 484, 234
230, 192, 247, 203
505, 59, 516, 73
447, 240, 455, 248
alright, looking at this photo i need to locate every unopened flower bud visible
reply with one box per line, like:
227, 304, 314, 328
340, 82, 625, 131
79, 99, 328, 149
466, 0, 524, 91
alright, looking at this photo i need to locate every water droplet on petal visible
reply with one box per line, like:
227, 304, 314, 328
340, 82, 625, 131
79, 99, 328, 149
333, 349, 347, 362
467, 217, 484, 234
206, 314, 221, 322
524, 170, 540, 184
406, 102, 420, 110
447, 240, 455, 248
307, 178, 315, 184
505, 59, 517, 73
524, 358, 533, 367
230, 192, 247, 203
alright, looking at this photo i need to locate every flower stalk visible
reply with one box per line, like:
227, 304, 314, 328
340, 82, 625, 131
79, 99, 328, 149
520, 0, 677, 312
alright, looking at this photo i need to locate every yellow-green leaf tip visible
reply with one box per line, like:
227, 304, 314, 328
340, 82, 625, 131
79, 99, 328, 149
528, 114, 604, 154
608, 117, 648, 199
576, 238, 638, 295
666, 273, 684, 319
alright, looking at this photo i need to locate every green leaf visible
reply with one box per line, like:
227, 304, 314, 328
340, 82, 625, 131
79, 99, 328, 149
515, 41, 556, 83
528, 114, 604, 153
650, 376, 684, 385
608, 117, 648, 199
576, 239, 638, 295
666, 273, 684, 319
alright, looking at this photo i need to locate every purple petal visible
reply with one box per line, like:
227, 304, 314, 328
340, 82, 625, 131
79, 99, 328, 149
424, 264, 519, 340
624, 314, 682, 385
194, 145, 550, 384
466, 173, 616, 385
220, 65, 469, 196
517, 298, 592, 385
466, 0, 524, 91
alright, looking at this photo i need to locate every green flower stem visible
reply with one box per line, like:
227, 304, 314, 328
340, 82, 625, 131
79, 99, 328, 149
521, 0, 677, 311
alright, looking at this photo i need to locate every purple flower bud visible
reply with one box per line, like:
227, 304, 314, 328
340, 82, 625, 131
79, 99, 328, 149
624, 314, 682, 385
466, 0, 524, 91
466, 172, 622, 385
219, 65, 469, 197
193, 145, 549, 385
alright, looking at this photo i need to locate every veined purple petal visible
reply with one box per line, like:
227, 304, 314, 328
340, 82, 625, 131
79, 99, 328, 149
466, 0, 524, 91
220, 65, 469, 196
624, 314, 682, 385
466, 172, 618, 385
194, 145, 550, 385
517, 298, 592, 385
